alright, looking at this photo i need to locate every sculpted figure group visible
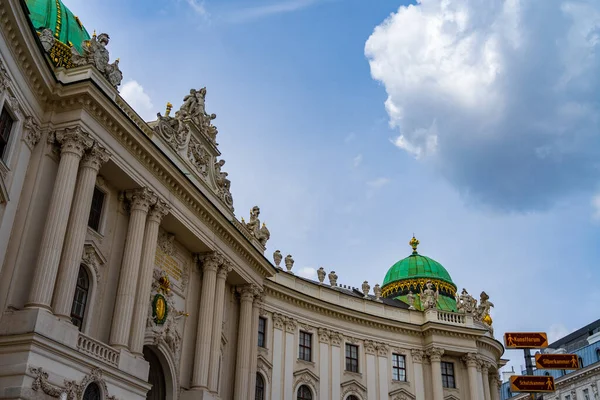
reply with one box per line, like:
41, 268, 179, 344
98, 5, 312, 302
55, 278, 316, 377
241, 206, 271, 247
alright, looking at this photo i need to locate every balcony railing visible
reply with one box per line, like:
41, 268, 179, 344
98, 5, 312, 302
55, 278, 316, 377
77, 333, 120, 367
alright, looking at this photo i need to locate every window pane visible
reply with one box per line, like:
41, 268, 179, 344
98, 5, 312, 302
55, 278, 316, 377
70, 267, 90, 331
88, 188, 105, 231
0, 107, 14, 159
258, 317, 266, 347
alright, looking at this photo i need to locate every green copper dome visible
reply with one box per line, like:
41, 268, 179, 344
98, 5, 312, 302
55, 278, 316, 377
26, 0, 90, 53
382, 237, 458, 312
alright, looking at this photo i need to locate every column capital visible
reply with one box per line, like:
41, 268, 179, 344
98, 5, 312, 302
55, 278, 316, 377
273, 313, 285, 330
55, 126, 93, 157
284, 316, 297, 333
23, 116, 41, 149
125, 187, 157, 213
462, 353, 479, 368
81, 143, 111, 171
148, 199, 171, 223
200, 251, 225, 272
318, 328, 330, 343
329, 331, 343, 347
376, 343, 389, 357
427, 347, 445, 362
411, 349, 425, 363
364, 340, 377, 355
239, 284, 258, 302
217, 261, 233, 279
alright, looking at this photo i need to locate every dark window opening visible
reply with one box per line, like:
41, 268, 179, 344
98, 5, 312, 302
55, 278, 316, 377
392, 354, 406, 381
345, 344, 359, 373
255, 373, 265, 400
298, 331, 312, 362
297, 385, 312, 400
82, 383, 101, 400
258, 317, 266, 348
87, 187, 105, 232
0, 107, 14, 160
441, 361, 456, 389
70, 266, 90, 330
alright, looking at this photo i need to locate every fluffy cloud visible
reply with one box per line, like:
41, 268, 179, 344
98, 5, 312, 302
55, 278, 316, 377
367, 177, 390, 189
120, 80, 155, 121
296, 267, 317, 280
366, 0, 600, 211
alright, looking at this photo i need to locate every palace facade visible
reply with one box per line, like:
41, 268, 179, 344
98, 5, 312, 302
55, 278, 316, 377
0, 1, 505, 399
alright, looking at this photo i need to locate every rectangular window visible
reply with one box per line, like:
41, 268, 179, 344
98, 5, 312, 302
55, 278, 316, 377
565, 395, 571, 400
345, 344, 359, 372
298, 331, 312, 362
392, 354, 406, 381
0, 107, 14, 160
441, 362, 456, 389
583, 389, 590, 400
87, 187, 105, 231
258, 317, 266, 347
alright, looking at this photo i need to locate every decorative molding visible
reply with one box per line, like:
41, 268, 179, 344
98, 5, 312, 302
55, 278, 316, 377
389, 387, 416, 400
30, 367, 63, 397
340, 379, 367, 400
257, 354, 272, 383
273, 313, 285, 330
364, 340, 377, 355
293, 368, 319, 398
23, 115, 41, 149
376, 342, 390, 357
330, 332, 343, 347
29, 366, 119, 400
158, 231, 176, 256
284, 316, 297, 333
318, 328, 330, 344
443, 395, 461, 400
410, 349, 425, 363
299, 322, 313, 333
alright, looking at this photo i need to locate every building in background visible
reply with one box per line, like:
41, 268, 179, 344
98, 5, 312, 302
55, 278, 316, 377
501, 319, 600, 400
0, 0, 505, 399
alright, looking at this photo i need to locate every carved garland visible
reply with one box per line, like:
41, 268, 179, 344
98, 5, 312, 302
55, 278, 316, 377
30, 366, 119, 399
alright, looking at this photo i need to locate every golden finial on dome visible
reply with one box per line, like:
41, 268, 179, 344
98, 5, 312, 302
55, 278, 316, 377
93, 30, 97, 38
409, 235, 420, 254
165, 102, 173, 117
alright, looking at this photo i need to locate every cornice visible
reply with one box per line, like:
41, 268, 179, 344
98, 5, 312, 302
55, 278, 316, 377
476, 335, 505, 361
49, 90, 274, 280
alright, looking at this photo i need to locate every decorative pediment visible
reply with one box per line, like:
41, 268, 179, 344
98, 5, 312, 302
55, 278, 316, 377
443, 394, 461, 400
294, 368, 319, 397
389, 387, 416, 400
257, 355, 273, 383
341, 379, 367, 399
82, 241, 107, 281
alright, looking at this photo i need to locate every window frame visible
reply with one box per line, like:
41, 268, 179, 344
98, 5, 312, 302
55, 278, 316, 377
296, 385, 312, 400
392, 353, 407, 381
70, 266, 90, 331
0, 105, 15, 162
255, 373, 265, 400
345, 343, 359, 373
441, 361, 456, 389
258, 317, 267, 348
87, 186, 107, 233
298, 331, 312, 362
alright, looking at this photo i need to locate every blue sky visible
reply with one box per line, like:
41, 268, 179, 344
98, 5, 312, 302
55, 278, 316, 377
64, 0, 600, 372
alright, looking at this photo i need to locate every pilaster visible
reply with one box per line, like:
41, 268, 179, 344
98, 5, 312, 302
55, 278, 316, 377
208, 262, 233, 392
427, 347, 445, 400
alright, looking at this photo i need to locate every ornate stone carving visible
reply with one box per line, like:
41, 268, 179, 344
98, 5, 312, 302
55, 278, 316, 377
39, 28, 55, 52
328, 271, 338, 287
362, 281, 370, 298
125, 187, 157, 213
420, 280, 439, 311
147, 269, 186, 372
148, 199, 171, 223
317, 267, 326, 284
284, 316, 297, 333
177, 88, 219, 144
462, 353, 479, 368
273, 250, 282, 268
6, 95, 21, 117
373, 284, 382, 301
217, 262, 233, 279
426, 347, 444, 362
364, 340, 377, 355
187, 136, 211, 176
475, 291, 494, 334
214, 159, 234, 210
455, 288, 477, 315
30, 366, 119, 400
66, 368, 118, 400
341, 380, 367, 400
299, 322, 313, 332
158, 231, 176, 256
241, 206, 270, 247
411, 349, 425, 363
30, 366, 63, 397
389, 388, 416, 400
318, 328, 330, 343
407, 291, 416, 310
239, 284, 258, 302
294, 369, 319, 397
257, 355, 272, 383
23, 116, 41, 149
0, 58, 10, 93
272, 313, 285, 330
71, 32, 123, 88
81, 143, 111, 171
376, 343, 389, 357
55, 126, 94, 158
284, 254, 294, 273
200, 251, 224, 272
330, 332, 343, 346
154, 109, 191, 151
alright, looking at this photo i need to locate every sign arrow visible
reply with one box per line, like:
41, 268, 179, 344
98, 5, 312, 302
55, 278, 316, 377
510, 375, 555, 393
504, 332, 548, 349
535, 354, 580, 370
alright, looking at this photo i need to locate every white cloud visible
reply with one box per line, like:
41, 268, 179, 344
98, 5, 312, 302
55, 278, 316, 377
592, 194, 600, 220
548, 323, 572, 343
185, 0, 209, 18
353, 154, 363, 167
296, 267, 317, 280
228, 0, 320, 22
119, 80, 155, 121
365, 0, 600, 211
367, 177, 390, 189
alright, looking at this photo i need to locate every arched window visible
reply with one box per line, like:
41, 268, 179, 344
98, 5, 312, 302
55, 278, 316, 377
347, 396, 360, 400
82, 382, 101, 400
255, 373, 265, 400
297, 385, 312, 400
70, 266, 90, 330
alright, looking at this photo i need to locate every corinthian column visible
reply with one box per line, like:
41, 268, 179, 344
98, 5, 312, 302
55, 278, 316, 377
53, 144, 111, 320
411, 349, 426, 400
427, 347, 445, 400
129, 200, 171, 355
234, 285, 256, 400
191, 253, 223, 389
490, 374, 501, 400
109, 188, 156, 349
26, 127, 93, 310
247, 291, 263, 395
481, 361, 492, 400
208, 262, 233, 392
463, 353, 480, 400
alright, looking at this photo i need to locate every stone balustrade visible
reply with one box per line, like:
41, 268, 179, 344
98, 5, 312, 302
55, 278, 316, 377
77, 333, 120, 367
434, 310, 467, 325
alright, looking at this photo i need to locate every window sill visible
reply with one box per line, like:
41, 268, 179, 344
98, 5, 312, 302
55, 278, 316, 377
343, 370, 362, 378
391, 379, 410, 385
297, 359, 315, 367
87, 226, 104, 240
0, 158, 9, 179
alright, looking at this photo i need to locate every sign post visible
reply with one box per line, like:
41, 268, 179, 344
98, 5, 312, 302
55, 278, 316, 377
535, 354, 580, 370
510, 376, 555, 393
504, 332, 550, 400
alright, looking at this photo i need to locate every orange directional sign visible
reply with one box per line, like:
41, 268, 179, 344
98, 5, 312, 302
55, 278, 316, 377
510, 375, 555, 392
535, 353, 580, 370
504, 332, 548, 349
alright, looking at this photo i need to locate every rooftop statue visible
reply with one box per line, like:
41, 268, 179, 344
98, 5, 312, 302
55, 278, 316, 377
214, 160, 234, 210
71, 32, 123, 88
241, 206, 270, 247
456, 288, 477, 314
475, 291, 494, 333
177, 87, 219, 144
420, 280, 439, 311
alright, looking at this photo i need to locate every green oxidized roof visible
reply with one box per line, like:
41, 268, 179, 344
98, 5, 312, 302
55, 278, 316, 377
382, 253, 455, 287
26, 0, 90, 53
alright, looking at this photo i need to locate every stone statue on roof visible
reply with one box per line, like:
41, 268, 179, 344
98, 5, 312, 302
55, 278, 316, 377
71, 32, 122, 88
241, 206, 270, 247
420, 280, 438, 311
456, 288, 477, 314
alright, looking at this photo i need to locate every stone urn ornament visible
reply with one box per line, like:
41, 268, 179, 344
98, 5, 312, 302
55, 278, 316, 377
284, 254, 294, 273
328, 271, 338, 287
273, 250, 282, 268
362, 281, 370, 298
317, 267, 326, 284
407, 290, 416, 310
373, 284, 382, 302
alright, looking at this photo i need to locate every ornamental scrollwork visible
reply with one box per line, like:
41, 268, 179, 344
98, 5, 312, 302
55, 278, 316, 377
30, 366, 120, 399
187, 136, 211, 177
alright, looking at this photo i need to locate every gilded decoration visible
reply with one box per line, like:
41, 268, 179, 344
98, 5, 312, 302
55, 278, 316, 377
152, 294, 168, 325
381, 278, 456, 299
